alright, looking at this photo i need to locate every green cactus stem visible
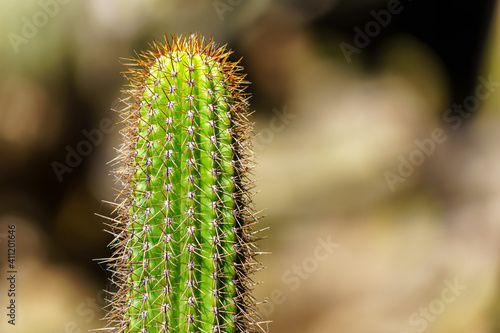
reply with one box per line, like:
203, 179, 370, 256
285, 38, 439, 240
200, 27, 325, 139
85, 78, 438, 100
103, 34, 262, 333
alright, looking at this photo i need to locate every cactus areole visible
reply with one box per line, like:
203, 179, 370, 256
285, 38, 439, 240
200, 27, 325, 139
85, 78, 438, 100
104, 34, 262, 333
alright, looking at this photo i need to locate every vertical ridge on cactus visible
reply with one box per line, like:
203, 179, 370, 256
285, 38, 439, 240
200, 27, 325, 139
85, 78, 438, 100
102, 34, 263, 333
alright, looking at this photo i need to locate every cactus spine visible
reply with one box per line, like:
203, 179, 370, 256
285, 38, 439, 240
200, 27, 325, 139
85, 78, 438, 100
104, 34, 261, 333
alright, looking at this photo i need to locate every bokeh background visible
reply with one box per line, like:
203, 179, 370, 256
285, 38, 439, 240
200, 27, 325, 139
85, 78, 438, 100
1, 0, 500, 332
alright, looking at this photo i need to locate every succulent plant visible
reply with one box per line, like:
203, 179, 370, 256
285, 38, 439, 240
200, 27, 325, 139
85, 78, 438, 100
102, 34, 263, 333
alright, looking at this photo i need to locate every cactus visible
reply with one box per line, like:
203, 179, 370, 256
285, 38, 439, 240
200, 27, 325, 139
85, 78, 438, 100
103, 34, 262, 333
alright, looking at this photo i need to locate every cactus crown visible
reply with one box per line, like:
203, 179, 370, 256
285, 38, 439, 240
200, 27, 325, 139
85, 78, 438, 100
103, 34, 262, 333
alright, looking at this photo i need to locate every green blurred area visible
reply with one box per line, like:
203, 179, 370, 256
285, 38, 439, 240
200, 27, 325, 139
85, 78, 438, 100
1, 0, 500, 332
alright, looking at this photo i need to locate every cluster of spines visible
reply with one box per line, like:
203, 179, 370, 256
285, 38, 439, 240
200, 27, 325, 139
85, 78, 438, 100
102, 34, 263, 333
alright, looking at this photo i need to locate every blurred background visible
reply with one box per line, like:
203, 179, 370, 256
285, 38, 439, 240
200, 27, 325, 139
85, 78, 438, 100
1, 0, 500, 332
